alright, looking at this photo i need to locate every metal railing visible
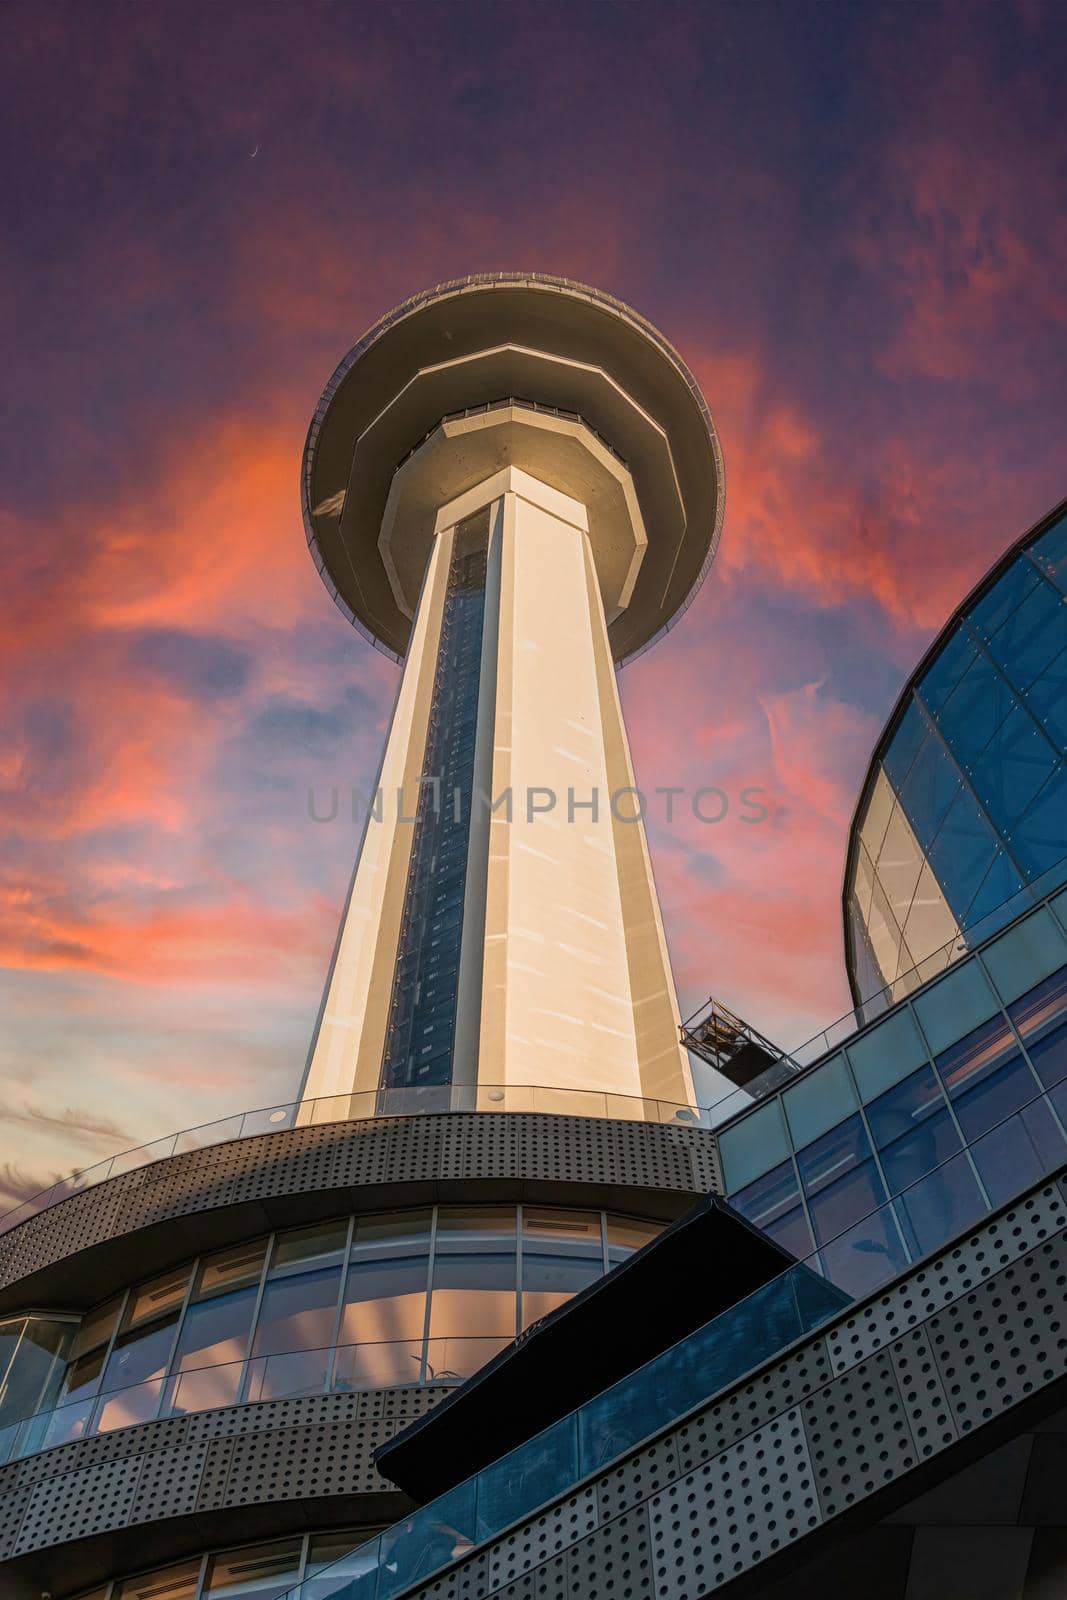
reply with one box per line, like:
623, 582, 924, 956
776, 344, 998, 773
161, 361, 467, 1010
0, 1081, 753, 1236
0, 1336, 507, 1469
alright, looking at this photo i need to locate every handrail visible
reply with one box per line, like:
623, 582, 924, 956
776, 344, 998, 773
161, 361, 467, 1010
0, 1081, 751, 1235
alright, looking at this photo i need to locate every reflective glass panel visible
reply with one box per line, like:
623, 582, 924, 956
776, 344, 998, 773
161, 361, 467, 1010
338, 1257, 428, 1346
0, 1318, 72, 1424
865, 1064, 962, 1191
717, 1098, 790, 1191
926, 792, 998, 921
936, 653, 1015, 767
914, 958, 999, 1055
920, 627, 979, 713
898, 737, 961, 849
69, 1295, 123, 1360
783, 1054, 857, 1148
983, 909, 1067, 1003
969, 705, 1058, 831
882, 702, 928, 790
1010, 965, 1067, 1089
304, 1531, 381, 1600
101, 1317, 177, 1396
969, 554, 1040, 641
171, 1242, 266, 1374
605, 1215, 661, 1263
934, 1014, 1042, 1141
521, 1210, 603, 1327
122, 1266, 192, 1332
847, 1004, 930, 1102
796, 1114, 887, 1247
1012, 764, 1067, 877
1030, 515, 1067, 591
893, 1149, 987, 1257
428, 1251, 516, 1340
1025, 648, 1067, 749
730, 1160, 812, 1258
969, 1099, 1065, 1208
987, 570, 1066, 688
251, 1223, 345, 1363
204, 1536, 303, 1600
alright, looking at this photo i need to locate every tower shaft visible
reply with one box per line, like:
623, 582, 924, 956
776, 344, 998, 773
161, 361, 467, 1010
301, 467, 695, 1113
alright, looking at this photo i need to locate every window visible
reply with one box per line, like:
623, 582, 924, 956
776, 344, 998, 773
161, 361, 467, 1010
796, 1114, 887, 1246
10, 1207, 661, 1457
521, 1210, 603, 1327
203, 1536, 302, 1600
935, 1011, 1064, 1204
865, 1064, 986, 1258
428, 1208, 517, 1375
730, 1160, 812, 1259
934, 1013, 1042, 1140
248, 1222, 346, 1402
865, 1065, 961, 1190
85, 1533, 386, 1600
168, 1240, 266, 1414
114, 1558, 201, 1600
1010, 965, 1067, 1090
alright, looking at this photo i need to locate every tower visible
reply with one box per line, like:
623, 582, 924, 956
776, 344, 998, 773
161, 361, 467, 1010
299, 275, 725, 1115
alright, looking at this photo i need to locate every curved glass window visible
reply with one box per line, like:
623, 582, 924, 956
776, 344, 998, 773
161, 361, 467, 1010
0, 1205, 662, 1464
847, 509, 1067, 1004
76, 1528, 383, 1600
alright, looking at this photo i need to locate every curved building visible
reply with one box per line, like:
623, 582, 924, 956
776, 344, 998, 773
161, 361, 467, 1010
845, 498, 1067, 1009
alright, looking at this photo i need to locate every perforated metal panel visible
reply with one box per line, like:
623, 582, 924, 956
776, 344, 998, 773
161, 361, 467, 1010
482, 1486, 599, 1590
394, 1169, 1067, 1600
485, 1552, 570, 1600
0, 1384, 441, 1568
926, 1236, 1067, 1436
648, 1410, 820, 1595
0, 1114, 717, 1310
567, 1505, 655, 1600
826, 1183, 1067, 1375
802, 1348, 917, 1518
597, 1433, 680, 1521
674, 1337, 832, 1475
887, 1325, 958, 1462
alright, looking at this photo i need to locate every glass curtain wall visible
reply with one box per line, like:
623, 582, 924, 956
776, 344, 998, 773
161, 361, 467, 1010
1, 1206, 661, 1463
721, 894, 1067, 1294
847, 509, 1067, 1002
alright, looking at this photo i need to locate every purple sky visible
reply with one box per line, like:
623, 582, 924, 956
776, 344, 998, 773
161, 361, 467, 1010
2, 0, 1067, 1200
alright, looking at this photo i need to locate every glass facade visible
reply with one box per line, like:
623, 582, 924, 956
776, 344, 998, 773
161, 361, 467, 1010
74, 1528, 383, 1600
0, 1205, 660, 1464
847, 506, 1067, 1004
380, 510, 491, 1093
0, 1313, 77, 1436
722, 893, 1067, 1293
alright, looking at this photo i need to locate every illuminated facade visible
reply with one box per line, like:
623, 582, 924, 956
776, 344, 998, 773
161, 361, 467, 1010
298, 277, 724, 1113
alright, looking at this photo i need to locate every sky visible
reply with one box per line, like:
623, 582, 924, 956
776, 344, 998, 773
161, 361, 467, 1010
2, 0, 1067, 1204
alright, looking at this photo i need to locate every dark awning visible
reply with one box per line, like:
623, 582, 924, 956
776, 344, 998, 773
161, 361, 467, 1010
376, 1194, 839, 1502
